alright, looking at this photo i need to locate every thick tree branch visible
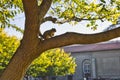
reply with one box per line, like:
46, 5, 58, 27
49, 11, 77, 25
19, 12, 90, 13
22, 0, 40, 40
22, 0, 38, 18
39, 27, 120, 51
39, 0, 53, 20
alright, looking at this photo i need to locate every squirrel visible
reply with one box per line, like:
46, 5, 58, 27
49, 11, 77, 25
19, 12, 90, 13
39, 28, 56, 40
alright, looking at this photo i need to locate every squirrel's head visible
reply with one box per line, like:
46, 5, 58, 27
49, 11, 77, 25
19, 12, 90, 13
52, 28, 56, 32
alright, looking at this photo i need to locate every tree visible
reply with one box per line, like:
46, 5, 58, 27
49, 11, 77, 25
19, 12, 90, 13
26, 48, 76, 79
0, 28, 20, 74
0, 0, 120, 80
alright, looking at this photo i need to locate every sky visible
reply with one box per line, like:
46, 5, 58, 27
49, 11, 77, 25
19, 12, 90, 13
5, 13, 120, 41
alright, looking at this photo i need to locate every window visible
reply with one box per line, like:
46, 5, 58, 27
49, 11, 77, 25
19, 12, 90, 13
84, 63, 90, 73
82, 59, 91, 78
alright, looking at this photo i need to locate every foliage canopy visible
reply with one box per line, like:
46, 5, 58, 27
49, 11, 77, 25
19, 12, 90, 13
1, 0, 120, 30
49, 0, 120, 30
27, 49, 76, 77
